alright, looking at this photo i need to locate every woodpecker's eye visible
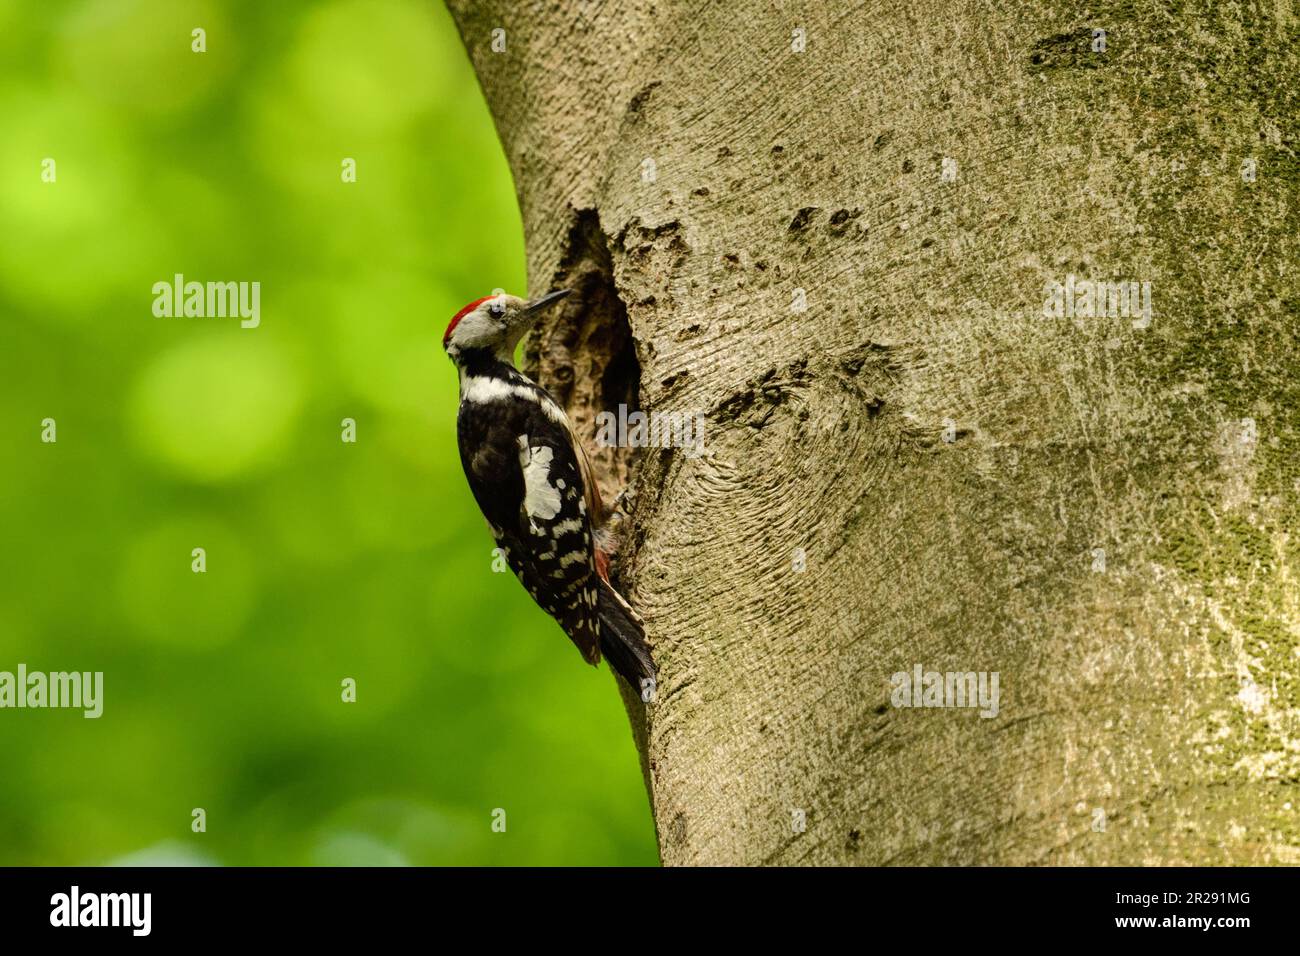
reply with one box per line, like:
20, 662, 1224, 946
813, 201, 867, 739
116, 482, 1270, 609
488, 302, 506, 319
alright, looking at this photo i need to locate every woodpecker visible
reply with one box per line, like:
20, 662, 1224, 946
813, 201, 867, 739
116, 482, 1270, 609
443, 290, 655, 691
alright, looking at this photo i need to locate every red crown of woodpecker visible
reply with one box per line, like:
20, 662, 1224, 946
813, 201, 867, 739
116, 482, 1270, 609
444, 296, 493, 348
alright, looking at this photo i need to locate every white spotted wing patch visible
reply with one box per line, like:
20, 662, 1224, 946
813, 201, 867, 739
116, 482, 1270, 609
516, 435, 562, 524
457, 380, 605, 666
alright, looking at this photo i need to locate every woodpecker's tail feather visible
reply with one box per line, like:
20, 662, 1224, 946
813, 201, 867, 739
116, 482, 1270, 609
596, 579, 655, 691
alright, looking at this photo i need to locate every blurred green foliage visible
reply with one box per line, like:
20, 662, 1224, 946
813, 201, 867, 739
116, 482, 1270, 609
0, 0, 657, 865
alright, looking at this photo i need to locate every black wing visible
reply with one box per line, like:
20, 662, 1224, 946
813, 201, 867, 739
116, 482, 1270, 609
457, 396, 603, 664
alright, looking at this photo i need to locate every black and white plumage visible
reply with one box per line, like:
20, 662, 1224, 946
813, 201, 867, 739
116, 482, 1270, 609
444, 290, 654, 691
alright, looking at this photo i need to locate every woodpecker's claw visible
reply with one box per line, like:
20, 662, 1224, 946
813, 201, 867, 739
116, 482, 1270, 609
610, 487, 633, 514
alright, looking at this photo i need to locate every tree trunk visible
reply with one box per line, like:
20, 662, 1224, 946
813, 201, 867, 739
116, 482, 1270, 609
445, 0, 1300, 865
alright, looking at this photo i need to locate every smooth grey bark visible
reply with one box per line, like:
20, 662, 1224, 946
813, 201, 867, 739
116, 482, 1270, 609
446, 0, 1300, 865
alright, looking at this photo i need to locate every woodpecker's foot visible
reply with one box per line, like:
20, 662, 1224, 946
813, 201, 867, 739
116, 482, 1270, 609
610, 486, 633, 514
593, 487, 633, 584
593, 524, 618, 585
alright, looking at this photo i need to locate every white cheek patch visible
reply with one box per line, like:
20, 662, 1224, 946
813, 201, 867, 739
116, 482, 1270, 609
451, 310, 496, 349
517, 437, 563, 523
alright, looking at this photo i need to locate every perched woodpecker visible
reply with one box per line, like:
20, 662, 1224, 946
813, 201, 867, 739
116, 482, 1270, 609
443, 290, 655, 691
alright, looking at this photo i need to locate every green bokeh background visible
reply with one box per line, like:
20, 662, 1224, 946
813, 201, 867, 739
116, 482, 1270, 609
0, 0, 658, 866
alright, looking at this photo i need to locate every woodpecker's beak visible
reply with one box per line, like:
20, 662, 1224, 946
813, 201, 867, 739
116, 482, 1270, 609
523, 289, 571, 315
